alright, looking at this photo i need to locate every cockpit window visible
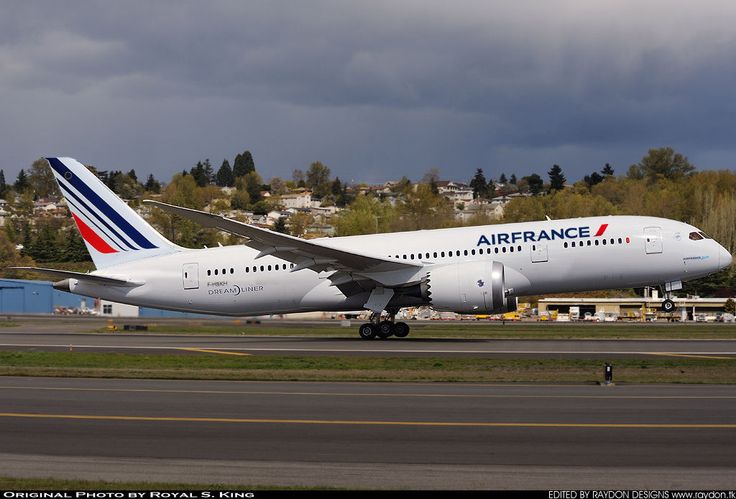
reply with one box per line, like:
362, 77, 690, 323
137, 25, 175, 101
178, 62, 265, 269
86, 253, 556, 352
699, 231, 712, 239
689, 232, 704, 241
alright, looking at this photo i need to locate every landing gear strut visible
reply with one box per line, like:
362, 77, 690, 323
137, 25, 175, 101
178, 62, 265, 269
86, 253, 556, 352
358, 310, 411, 340
660, 282, 679, 313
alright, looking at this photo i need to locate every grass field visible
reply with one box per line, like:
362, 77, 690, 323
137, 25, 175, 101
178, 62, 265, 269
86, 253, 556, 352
87, 320, 736, 340
2, 350, 735, 383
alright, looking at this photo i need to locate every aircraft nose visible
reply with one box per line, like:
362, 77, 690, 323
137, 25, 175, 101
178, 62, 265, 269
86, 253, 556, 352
719, 244, 733, 269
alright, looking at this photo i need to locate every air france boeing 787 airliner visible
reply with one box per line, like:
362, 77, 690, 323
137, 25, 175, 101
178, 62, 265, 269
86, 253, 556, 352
17, 158, 733, 339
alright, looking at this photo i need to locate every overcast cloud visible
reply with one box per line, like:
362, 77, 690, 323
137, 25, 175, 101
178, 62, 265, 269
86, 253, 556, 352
1, 1, 735, 183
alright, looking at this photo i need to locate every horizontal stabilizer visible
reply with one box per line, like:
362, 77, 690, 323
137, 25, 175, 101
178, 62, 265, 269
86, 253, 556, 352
10, 267, 144, 287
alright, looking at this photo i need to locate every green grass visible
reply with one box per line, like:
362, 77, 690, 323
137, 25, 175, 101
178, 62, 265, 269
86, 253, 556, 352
1, 350, 735, 383
0, 476, 330, 490
93, 321, 736, 340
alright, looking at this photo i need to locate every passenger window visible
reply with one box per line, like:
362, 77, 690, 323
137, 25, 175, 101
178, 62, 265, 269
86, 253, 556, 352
494, 247, 499, 254
595, 240, 599, 246
214, 269, 218, 275
587, 240, 591, 246
618, 238, 622, 244
502, 247, 507, 253
564, 242, 568, 248
245, 267, 249, 273
510, 246, 514, 253
463, 250, 468, 256
230, 268, 234, 274
571, 241, 576, 248
602, 239, 607, 245
689, 232, 704, 241
433, 252, 438, 258
471, 249, 476, 255
207, 270, 211, 276
268, 265, 272, 271
260, 265, 265, 271
411, 254, 415, 259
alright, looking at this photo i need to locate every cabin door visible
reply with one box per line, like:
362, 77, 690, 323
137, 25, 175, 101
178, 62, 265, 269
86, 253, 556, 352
644, 227, 663, 254
182, 263, 199, 289
531, 243, 549, 263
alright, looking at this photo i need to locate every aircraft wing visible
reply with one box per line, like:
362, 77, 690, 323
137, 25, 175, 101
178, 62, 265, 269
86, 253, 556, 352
143, 200, 421, 275
10, 267, 144, 287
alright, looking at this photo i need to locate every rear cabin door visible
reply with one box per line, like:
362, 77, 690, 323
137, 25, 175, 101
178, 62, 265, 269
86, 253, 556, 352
644, 227, 663, 254
182, 263, 199, 289
531, 243, 549, 263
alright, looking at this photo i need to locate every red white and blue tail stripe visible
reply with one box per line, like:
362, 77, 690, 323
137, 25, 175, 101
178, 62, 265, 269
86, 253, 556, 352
48, 157, 179, 269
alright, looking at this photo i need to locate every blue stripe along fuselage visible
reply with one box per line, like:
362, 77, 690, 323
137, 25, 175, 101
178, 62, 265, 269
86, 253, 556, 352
48, 158, 157, 249
62, 193, 127, 252
57, 181, 136, 250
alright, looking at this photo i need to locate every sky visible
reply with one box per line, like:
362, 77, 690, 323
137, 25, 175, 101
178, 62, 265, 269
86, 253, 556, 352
1, 1, 735, 185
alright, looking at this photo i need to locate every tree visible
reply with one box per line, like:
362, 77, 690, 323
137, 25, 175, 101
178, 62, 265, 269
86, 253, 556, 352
233, 150, 255, 177
14, 169, 29, 192
509, 174, 517, 185
273, 216, 288, 234
601, 163, 615, 176
0, 169, 7, 198
144, 174, 161, 193
292, 169, 305, 187
421, 168, 440, 185
499, 173, 508, 184
242, 171, 263, 204
288, 211, 314, 237
725, 298, 736, 315
631, 147, 695, 183
583, 172, 604, 189
548, 164, 566, 191
215, 159, 235, 187
306, 161, 331, 198
127, 169, 138, 182
523, 173, 544, 195
269, 177, 287, 196
469, 168, 490, 199
29, 158, 59, 198
336, 195, 396, 236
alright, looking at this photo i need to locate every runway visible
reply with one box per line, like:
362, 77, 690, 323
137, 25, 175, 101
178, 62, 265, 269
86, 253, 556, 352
1, 376, 736, 489
1, 330, 736, 358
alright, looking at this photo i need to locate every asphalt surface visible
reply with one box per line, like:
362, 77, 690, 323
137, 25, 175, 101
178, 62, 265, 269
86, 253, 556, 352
2, 329, 736, 358
1, 376, 736, 488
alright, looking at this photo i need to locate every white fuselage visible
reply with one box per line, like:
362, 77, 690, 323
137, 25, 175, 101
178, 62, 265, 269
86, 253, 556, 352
68, 216, 731, 316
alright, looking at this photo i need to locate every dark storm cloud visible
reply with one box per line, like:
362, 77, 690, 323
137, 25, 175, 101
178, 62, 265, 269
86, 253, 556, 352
1, 1, 735, 183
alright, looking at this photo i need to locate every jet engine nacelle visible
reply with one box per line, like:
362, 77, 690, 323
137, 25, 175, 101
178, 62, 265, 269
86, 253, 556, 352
424, 260, 516, 314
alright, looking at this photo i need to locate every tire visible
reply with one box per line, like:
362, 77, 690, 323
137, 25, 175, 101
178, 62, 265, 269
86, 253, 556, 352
358, 323, 377, 340
377, 320, 394, 339
393, 321, 410, 338
661, 299, 676, 313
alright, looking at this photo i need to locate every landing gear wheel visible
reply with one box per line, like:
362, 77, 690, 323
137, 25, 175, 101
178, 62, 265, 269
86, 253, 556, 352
393, 322, 410, 338
358, 323, 377, 340
377, 320, 395, 339
661, 299, 676, 313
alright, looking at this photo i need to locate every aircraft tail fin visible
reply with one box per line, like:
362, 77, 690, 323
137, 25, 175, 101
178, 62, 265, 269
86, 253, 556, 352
47, 157, 180, 269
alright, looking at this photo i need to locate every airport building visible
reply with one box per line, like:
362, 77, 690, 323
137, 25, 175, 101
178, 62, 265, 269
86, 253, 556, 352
538, 296, 733, 321
0, 278, 207, 318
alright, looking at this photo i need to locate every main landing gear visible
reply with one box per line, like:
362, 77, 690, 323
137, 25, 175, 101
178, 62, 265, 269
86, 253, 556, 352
358, 311, 410, 340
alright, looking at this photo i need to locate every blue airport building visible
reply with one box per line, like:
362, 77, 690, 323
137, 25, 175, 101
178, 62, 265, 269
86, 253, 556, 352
0, 278, 208, 317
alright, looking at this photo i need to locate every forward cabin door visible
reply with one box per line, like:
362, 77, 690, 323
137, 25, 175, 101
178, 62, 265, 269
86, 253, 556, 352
531, 243, 549, 263
182, 263, 199, 289
644, 227, 663, 254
